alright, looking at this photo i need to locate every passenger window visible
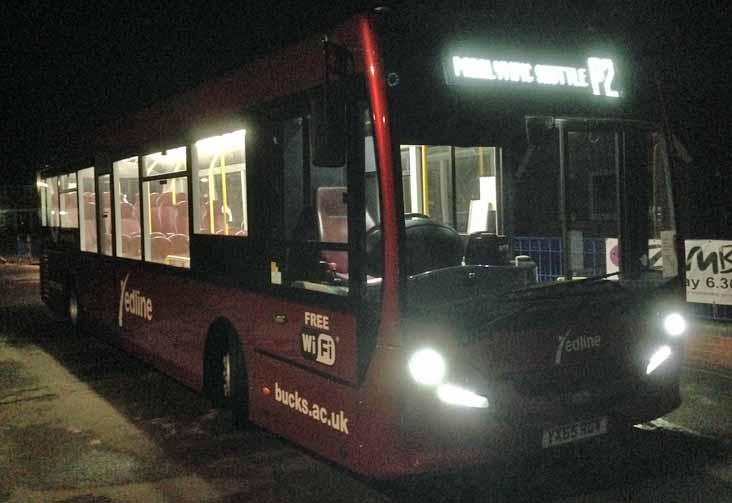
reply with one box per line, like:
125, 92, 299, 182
113, 157, 141, 259
46, 176, 59, 227
39, 178, 48, 226
59, 173, 78, 229
98, 174, 113, 256
269, 115, 349, 295
144, 146, 186, 177
192, 130, 248, 236
141, 147, 189, 268
78, 167, 97, 252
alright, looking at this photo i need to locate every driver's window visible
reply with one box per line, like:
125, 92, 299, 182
269, 114, 350, 295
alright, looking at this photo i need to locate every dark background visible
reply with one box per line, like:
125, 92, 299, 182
1, 1, 729, 236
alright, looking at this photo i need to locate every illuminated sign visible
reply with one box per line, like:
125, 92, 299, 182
447, 55, 620, 98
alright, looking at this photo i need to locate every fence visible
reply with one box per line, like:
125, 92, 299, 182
513, 236, 606, 282
513, 235, 732, 323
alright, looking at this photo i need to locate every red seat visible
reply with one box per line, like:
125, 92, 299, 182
156, 192, 176, 235
148, 192, 161, 233
82, 200, 97, 250
149, 235, 171, 263
174, 200, 189, 235
121, 234, 141, 259
316, 187, 348, 273
119, 201, 140, 235
201, 200, 226, 234
169, 234, 189, 257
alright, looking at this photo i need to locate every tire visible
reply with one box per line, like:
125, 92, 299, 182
66, 286, 81, 335
206, 329, 249, 427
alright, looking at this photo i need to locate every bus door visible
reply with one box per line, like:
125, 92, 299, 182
79, 173, 116, 329
248, 104, 364, 445
253, 107, 360, 380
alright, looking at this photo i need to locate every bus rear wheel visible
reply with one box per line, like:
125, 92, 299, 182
206, 330, 249, 428
66, 286, 80, 335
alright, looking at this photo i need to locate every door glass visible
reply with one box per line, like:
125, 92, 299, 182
566, 130, 619, 278
98, 175, 113, 256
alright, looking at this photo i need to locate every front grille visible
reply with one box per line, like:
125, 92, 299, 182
505, 360, 640, 397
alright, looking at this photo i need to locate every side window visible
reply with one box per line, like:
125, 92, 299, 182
78, 167, 97, 252
113, 157, 141, 259
46, 176, 59, 227
38, 178, 47, 226
98, 174, 113, 256
59, 173, 78, 228
270, 115, 349, 295
192, 129, 248, 236
141, 147, 189, 268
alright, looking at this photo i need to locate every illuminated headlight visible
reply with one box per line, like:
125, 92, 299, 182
436, 383, 489, 408
408, 348, 446, 386
663, 313, 687, 337
646, 345, 672, 375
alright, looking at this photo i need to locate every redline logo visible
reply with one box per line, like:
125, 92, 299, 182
555, 330, 601, 364
273, 382, 350, 435
118, 273, 153, 327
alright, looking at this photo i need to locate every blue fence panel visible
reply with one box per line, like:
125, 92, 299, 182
514, 236, 606, 283
514, 235, 731, 323
514, 236, 563, 282
687, 302, 732, 322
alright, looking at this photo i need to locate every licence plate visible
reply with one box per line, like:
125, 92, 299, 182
541, 417, 607, 448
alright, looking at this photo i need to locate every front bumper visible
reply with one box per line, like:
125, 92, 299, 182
366, 373, 681, 478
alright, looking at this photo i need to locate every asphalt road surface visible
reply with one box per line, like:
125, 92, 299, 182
2, 263, 732, 502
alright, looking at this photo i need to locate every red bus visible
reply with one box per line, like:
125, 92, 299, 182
38, 7, 688, 478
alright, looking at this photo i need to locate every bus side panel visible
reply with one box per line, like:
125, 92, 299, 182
77, 254, 116, 334
110, 262, 271, 391
39, 248, 63, 314
251, 298, 359, 385
112, 263, 215, 389
248, 353, 361, 468
39, 232, 78, 316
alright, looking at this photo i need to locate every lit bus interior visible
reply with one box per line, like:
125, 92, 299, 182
38, 117, 676, 296
39, 129, 252, 270
192, 129, 248, 237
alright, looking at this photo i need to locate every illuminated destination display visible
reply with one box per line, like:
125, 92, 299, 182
448, 55, 620, 98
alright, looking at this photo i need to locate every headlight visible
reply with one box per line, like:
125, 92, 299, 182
663, 313, 686, 337
436, 383, 489, 408
646, 345, 672, 375
408, 348, 446, 386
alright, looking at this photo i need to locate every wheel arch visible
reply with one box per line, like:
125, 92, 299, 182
202, 316, 245, 397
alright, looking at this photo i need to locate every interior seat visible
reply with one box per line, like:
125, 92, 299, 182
316, 187, 348, 274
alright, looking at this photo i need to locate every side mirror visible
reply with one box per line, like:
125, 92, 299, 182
525, 116, 556, 147
311, 39, 354, 168
310, 82, 347, 167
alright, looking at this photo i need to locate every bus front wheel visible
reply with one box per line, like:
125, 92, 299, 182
205, 329, 249, 428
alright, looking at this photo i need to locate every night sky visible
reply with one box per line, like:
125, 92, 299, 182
1, 1, 728, 235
